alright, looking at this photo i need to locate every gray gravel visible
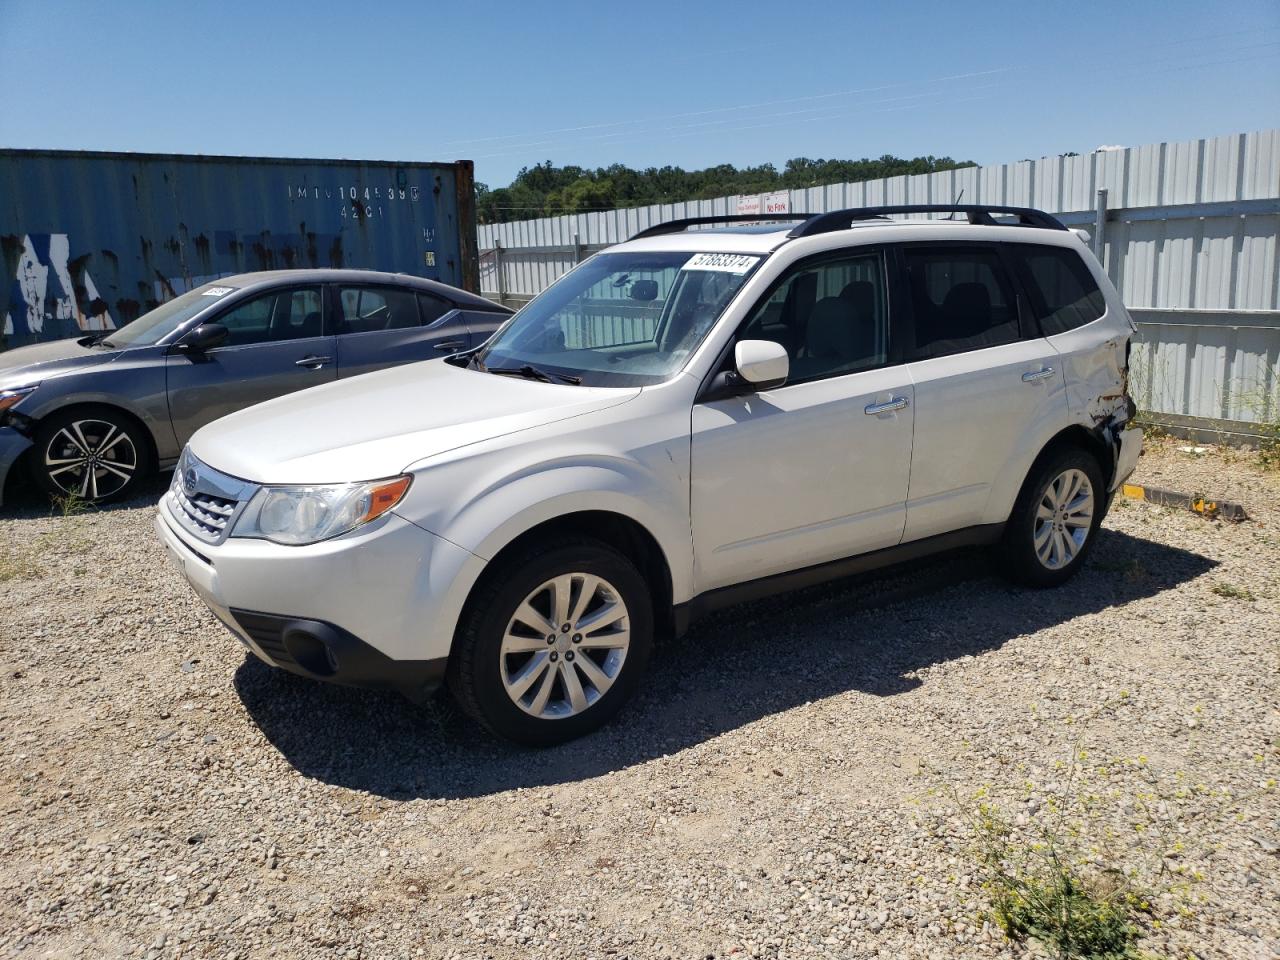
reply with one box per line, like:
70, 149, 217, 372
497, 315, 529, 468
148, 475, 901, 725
1, 442, 1277, 960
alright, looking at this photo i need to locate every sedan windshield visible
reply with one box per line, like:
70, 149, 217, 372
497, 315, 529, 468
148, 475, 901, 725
102, 283, 237, 348
475, 251, 761, 386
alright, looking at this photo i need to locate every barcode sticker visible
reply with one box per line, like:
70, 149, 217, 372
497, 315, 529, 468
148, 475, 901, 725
202, 286, 234, 296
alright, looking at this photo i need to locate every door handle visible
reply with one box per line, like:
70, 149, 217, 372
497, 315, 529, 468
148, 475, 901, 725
295, 355, 332, 369
864, 396, 909, 415
433, 340, 467, 352
1022, 366, 1055, 383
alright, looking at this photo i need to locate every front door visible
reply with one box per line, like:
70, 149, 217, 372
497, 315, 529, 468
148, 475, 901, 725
691, 248, 913, 593
166, 285, 336, 447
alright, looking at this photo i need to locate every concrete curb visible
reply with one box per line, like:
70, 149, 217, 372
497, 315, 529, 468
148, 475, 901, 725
1120, 482, 1249, 521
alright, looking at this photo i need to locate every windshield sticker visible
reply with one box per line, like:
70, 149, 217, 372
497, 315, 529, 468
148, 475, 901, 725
683, 253, 760, 274
202, 286, 235, 297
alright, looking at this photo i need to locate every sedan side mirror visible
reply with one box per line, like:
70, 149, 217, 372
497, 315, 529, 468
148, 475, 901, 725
734, 339, 788, 390
179, 322, 229, 352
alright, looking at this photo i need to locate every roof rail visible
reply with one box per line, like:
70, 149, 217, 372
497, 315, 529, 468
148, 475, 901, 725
788, 204, 1067, 237
630, 214, 812, 240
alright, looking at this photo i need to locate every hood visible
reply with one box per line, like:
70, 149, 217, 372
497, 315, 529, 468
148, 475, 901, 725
189, 359, 640, 484
0, 338, 120, 385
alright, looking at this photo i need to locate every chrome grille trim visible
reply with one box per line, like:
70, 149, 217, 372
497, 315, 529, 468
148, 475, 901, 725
163, 450, 258, 546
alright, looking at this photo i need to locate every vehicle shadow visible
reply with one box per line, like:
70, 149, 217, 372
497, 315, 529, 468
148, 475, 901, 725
233, 527, 1215, 800
1, 472, 170, 519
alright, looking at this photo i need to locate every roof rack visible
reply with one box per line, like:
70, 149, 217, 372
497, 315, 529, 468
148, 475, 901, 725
630, 214, 812, 240
787, 204, 1067, 237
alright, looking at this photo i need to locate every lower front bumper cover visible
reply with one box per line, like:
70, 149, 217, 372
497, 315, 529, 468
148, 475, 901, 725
0, 427, 34, 508
229, 609, 447, 700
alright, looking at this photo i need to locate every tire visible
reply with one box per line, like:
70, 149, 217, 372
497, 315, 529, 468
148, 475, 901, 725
998, 446, 1105, 588
447, 537, 654, 746
29, 407, 151, 504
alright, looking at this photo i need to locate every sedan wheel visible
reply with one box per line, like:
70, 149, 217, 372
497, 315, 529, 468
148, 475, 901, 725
32, 412, 148, 503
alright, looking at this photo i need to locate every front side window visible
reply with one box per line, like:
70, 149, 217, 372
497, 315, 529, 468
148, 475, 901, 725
476, 251, 760, 386
1014, 245, 1107, 336
739, 251, 888, 385
339, 286, 421, 333
904, 247, 1020, 359
215, 287, 324, 346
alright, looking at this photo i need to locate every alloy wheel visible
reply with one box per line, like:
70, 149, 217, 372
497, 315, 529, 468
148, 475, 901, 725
43, 419, 138, 500
500, 572, 631, 719
1033, 467, 1095, 570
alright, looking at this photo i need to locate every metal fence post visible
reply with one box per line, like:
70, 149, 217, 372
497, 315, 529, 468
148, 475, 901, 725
1093, 189, 1108, 265
573, 232, 584, 264
494, 242, 506, 306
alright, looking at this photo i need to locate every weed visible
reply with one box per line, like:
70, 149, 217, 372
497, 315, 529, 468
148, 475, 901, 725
1210, 582, 1255, 601
51, 492, 92, 519
0, 548, 41, 583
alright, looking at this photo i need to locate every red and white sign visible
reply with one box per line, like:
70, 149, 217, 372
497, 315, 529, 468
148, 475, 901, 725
764, 191, 790, 214
736, 195, 761, 215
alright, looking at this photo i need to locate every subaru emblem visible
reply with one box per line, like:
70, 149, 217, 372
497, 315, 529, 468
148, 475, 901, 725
183, 467, 198, 495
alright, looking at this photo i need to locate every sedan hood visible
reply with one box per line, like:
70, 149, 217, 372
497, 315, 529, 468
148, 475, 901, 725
0, 337, 119, 384
189, 360, 640, 484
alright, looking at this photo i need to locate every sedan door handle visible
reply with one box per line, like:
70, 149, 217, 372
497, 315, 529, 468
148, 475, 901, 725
433, 340, 467, 352
295, 355, 332, 369
1022, 366, 1055, 383
864, 396, 910, 415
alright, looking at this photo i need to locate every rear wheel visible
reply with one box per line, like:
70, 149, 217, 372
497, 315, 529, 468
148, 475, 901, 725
998, 447, 1105, 588
448, 538, 653, 746
30, 408, 150, 504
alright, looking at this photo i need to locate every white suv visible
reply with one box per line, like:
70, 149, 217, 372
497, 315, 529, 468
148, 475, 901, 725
155, 205, 1142, 745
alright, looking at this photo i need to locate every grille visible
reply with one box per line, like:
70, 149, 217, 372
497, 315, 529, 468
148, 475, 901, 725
172, 486, 239, 543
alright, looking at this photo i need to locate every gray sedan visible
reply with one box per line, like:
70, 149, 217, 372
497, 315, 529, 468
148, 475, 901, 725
0, 269, 511, 504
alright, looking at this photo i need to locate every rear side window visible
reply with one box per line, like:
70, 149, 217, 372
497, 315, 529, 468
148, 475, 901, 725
903, 247, 1020, 359
1016, 245, 1107, 336
418, 292, 453, 325
338, 286, 420, 333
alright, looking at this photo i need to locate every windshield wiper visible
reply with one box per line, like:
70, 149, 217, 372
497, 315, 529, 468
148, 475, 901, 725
77, 333, 111, 347
486, 364, 581, 385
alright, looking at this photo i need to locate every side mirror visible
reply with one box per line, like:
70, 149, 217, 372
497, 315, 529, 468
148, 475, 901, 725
179, 322, 229, 352
734, 339, 788, 390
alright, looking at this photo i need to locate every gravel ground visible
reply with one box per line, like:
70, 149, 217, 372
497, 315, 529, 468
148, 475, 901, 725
1, 442, 1277, 960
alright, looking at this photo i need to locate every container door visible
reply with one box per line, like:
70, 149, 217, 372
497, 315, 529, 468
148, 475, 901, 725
333, 285, 473, 379
165, 285, 336, 447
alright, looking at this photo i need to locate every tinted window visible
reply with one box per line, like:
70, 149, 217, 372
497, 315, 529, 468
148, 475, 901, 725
216, 287, 323, 346
904, 247, 1020, 358
418, 292, 452, 325
1017, 245, 1107, 336
338, 286, 420, 333
741, 251, 888, 384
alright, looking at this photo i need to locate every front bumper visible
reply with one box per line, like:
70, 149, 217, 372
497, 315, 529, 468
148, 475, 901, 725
0, 426, 34, 508
154, 497, 484, 695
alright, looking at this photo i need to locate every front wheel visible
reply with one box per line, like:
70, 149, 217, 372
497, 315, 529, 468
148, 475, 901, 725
998, 447, 1105, 588
448, 538, 654, 746
30, 408, 151, 504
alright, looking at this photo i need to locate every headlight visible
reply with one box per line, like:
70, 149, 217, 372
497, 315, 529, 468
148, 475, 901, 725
0, 384, 39, 413
232, 475, 412, 546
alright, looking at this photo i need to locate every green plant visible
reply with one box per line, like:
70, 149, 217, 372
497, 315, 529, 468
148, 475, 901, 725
50, 491, 92, 518
974, 804, 1145, 959
1211, 581, 1255, 601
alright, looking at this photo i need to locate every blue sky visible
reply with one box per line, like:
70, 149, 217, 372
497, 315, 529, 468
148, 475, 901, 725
2, 0, 1277, 189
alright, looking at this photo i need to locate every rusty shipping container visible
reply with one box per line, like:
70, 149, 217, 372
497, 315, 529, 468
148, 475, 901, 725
0, 148, 479, 348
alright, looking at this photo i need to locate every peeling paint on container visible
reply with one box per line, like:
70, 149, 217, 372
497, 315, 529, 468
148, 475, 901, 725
0, 149, 478, 347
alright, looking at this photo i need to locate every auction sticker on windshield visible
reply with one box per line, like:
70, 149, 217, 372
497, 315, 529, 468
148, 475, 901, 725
202, 286, 235, 297
683, 253, 760, 274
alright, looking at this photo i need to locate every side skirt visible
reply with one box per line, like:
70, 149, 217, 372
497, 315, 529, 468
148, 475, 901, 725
672, 523, 1005, 636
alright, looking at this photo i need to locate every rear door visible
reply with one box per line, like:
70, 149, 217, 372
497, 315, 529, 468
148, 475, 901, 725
332, 284, 473, 379
900, 244, 1067, 542
1009, 242, 1132, 422
166, 285, 335, 446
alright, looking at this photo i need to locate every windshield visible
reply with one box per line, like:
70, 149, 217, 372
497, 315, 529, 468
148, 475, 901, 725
102, 283, 237, 348
476, 251, 761, 386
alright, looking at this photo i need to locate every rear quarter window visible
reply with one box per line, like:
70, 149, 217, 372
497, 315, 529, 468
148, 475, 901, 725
1015, 245, 1107, 336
